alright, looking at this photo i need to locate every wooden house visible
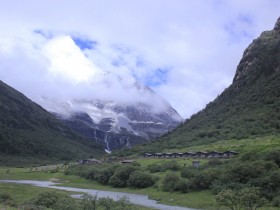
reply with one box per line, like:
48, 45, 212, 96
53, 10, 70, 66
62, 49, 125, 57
122, 160, 135, 164
79, 159, 101, 164
154, 153, 163, 158
185, 152, 196, 158
175, 152, 184, 158
164, 153, 173, 158
143, 153, 153, 158
223, 151, 239, 158
195, 151, 209, 158
208, 151, 224, 158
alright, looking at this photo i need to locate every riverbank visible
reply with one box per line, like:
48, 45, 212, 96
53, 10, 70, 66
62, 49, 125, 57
0, 180, 195, 210
0, 166, 217, 209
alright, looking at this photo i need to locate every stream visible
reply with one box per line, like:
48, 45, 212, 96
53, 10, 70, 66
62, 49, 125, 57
0, 180, 197, 210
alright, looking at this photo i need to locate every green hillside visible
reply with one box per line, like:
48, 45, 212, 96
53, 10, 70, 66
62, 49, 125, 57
133, 17, 280, 153
0, 80, 104, 165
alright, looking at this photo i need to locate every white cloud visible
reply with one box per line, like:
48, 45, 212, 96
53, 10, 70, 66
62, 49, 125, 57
0, 0, 279, 117
43, 36, 101, 83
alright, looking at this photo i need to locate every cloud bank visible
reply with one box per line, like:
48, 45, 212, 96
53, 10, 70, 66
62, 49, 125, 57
0, 0, 279, 117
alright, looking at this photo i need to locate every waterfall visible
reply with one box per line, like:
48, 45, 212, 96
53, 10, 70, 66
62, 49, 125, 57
104, 133, 111, 154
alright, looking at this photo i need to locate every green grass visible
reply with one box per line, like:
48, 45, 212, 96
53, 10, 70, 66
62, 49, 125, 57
135, 158, 208, 169
168, 135, 280, 154
0, 182, 71, 204
0, 166, 216, 209
0, 135, 279, 210
0, 165, 279, 210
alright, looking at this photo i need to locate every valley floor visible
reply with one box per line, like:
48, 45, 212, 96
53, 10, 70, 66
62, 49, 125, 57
1, 135, 280, 210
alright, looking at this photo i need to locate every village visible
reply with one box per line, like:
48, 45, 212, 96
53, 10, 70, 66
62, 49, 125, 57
78, 150, 239, 166
142, 150, 239, 158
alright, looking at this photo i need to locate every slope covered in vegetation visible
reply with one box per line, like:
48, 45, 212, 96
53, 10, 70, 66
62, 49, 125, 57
133, 18, 280, 153
0, 80, 104, 165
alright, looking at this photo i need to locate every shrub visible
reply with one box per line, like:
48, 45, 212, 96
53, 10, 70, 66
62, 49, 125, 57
227, 161, 266, 184
0, 192, 13, 203
216, 189, 241, 210
272, 195, 280, 207
32, 191, 76, 210
98, 197, 114, 210
162, 160, 180, 171
109, 165, 137, 187
96, 165, 118, 185
0, 192, 15, 207
181, 167, 198, 179
175, 179, 191, 193
162, 173, 180, 192
18, 203, 46, 210
239, 187, 267, 210
208, 159, 222, 166
216, 188, 267, 210
98, 196, 132, 210
240, 151, 260, 162
53, 196, 77, 210
265, 149, 280, 167
148, 164, 163, 173
85, 167, 98, 180
191, 169, 219, 190
80, 193, 98, 210
128, 171, 155, 188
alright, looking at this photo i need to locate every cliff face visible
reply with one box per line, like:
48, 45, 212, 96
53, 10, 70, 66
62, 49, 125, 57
233, 17, 280, 85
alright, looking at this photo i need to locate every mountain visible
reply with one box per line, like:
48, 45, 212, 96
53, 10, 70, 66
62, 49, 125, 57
135, 17, 280, 152
0, 80, 104, 164
42, 84, 182, 152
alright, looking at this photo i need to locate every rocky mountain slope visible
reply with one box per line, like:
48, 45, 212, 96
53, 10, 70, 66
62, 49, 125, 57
43, 84, 182, 152
136, 17, 280, 152
0, 80, 104, 163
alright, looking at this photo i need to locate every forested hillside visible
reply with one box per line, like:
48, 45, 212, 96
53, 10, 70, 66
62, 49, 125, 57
0, 80, 104, 165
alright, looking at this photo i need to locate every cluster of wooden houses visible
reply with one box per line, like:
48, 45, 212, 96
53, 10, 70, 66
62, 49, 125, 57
142, 151, 239, 159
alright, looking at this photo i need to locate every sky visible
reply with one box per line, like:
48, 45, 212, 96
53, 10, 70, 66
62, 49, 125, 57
0, 0, 279, 118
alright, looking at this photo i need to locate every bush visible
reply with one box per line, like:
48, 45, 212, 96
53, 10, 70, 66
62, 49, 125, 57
227, 161, 266, 184
216, 188, 267, 210
192, 169, 219, 190
0, 192, 13, 203
80, 193, 97, 210
265, 149, 280, 167
208, 159, 222, 166
53, 196, 77, 210
272, 195, 280, 207
162, 173, 180, 192
32, 191, 76, 210
128, 171, 155, 188
216, 189, 240, 210
98, 197, 114, 210
0, 192, 16, 207
96, 165, 118, 185
148, 164, 163, 173
174, 179, 191, 193
18, 203, 46, 210
239, 187, 267, 210
109, 165, 137, 187
162, 160, 180, 171
181, 167, 198, 179
99, 196, 132, 210
240, 151, 260, 162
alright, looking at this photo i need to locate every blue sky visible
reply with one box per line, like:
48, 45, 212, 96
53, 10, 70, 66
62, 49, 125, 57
0, 0, 279, 117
